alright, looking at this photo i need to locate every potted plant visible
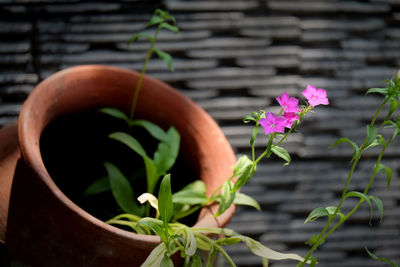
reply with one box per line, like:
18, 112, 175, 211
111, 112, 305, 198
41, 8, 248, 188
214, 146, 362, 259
1, 8, 399, 267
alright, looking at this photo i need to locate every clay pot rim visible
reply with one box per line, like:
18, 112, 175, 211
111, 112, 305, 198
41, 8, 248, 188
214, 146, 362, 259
17, 64, 236, 246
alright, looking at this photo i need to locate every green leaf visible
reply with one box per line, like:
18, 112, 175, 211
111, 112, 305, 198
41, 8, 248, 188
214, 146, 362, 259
137, 217, 167, 243
233, 192, 261, 210
232, 156, 255, 192
361, 125, 378, 150
158, 174, 173, 225
154, 127, 180, 176
98, 107, 132, 126
183, 227, 197, 256
160, 22, 179, 33
141, 242, 168, 267
366, 87, 388, 96
250, 126, 259, 146
131, 119, 168, 141
109, 132, 147, 157
243, 236, 307, 262
154, 48, 174, 71
128, 32, 153, 44
365, 247, 399, 267
206, 246, 218, 267
369, 195, 384, 222
161, 252, 174, 267
105, 162, 144, 216
304, 207, 330, 223
191, 255, 202, 267
271, 145, 291, 165
243, 115, 256, 123
216, 236, 242, 246
215, 181, 236, 217
344, 191, 374, 223
173, 190, 208, 205
305, 235, 320, 246
386, 99, 399, 120
329, 137, 360, 160
144, 156, 159, 194
376, 163, 393, 188
146, 15, 164, 27
84, 176, 110, 196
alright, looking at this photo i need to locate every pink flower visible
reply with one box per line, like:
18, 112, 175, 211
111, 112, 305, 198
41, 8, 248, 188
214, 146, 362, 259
302, 85, 329, 107
283, 112, 299, 128
276, 91, 300, 113
258, 112, 287, 135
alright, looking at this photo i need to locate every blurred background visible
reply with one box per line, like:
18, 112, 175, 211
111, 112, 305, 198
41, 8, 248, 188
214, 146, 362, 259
1, 0, 400, 266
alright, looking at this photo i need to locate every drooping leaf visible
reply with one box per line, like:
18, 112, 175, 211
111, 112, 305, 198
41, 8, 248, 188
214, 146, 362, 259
250, 126, 259, 146
369, 195, 384, 222
304, 207, 330, 224
146, 15, 164, 27
160, 22, 179, 33
131, 119, 168, 142
191, 255, 202, 267
137, 217, 167, 243
141, 242, 168, 267
243, 236, 307, 262
375, 163, 393, 189
105, 162, 144, 216
154, 48, 174, 71
329, 137, 360, 160
154, 127, 180, 176
344, 191, 374, 223
366, 87, 388, 96
109, 132, 147, 157
128, 32, 153, 44
215, 181, 236, 217
206, 246, 218, 267
84, 176, 110, 196
243, 115, 256, 123
361, 125, 378, 150
232, 156, 255, 192
216, 236, 243, 246
233, 192, 261, 210
271, 145, 291, 165
158, 174, 173, 225
183, 227, 197, 256
98, 107, 132, 126
365, 247, 399, 267
161, 252, 174, 267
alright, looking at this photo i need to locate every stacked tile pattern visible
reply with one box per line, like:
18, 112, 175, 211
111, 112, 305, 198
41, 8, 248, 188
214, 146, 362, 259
1, 0, 400, 266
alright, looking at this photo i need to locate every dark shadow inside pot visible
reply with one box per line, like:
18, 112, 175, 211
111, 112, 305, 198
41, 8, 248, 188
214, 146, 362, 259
40, 110, 200, 226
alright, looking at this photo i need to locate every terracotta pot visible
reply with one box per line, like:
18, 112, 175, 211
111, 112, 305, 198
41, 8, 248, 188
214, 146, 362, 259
3, 65, 236, 266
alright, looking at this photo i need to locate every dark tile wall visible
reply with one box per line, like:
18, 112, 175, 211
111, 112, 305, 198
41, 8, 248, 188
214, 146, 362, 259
1, 0, 400, 266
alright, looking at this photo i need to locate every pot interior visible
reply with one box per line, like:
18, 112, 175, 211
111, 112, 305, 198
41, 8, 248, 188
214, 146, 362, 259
40, 110, 200, 226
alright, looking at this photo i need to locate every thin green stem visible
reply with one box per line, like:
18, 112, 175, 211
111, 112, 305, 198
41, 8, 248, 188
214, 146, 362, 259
129, 26, 161, 120
300, 99, 389, 266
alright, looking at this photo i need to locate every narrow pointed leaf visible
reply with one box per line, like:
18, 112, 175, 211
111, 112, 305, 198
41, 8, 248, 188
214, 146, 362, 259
215, 181, 236, 217
271, 145, 291, 165
154, 127, 180, 176
366, 87, 388, 96
131, 119, 168, 141
362, 125, 378, 150
234, 192, 261, 210
250, 126, 259, 146
344, 191, 374, 223
137, 217, 166, 242
365, 247, 399, 267
146, 15, 164, 27
329, 137, 360, 159
154, 48, 174, 71
84, 176, 110, 196
243, 236, 307, 262
172, 190, 208, 205
99, 107, 132, 125
109, 132, 147, 157
376, 163, 393, 188
183, 227, 197, 256
160, 22, 179, 33
232, 159, 255, 192
128, 33, 153, 44
143, 156, 159, 194
105, 162, 144, 216
304, 207, 329, 223
158, 174, 173, 225
369, 195, 384, 222
141, 242, 167, 267
161, 253, 174, 267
